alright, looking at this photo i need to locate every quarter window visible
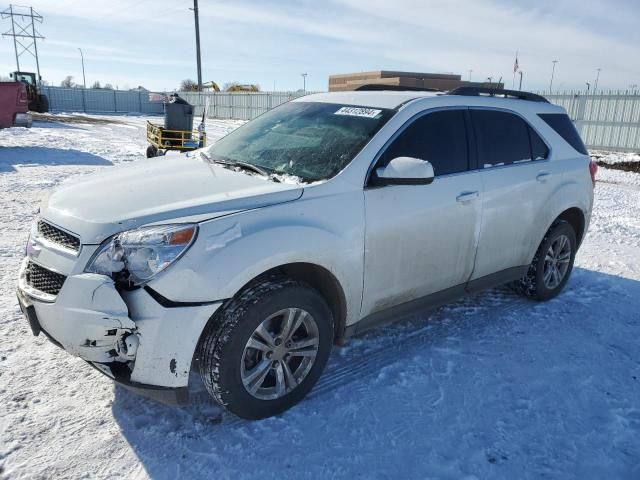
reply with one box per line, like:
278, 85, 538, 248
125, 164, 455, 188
538, 113, 588, 155
380, 110, 469, 176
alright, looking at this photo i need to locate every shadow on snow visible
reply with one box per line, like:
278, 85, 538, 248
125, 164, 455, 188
111, 267, 640, 479
0, 146, 111, 172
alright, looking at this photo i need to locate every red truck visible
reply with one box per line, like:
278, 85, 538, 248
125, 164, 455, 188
0, 81, 32, 129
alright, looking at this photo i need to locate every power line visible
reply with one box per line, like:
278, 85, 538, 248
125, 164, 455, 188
1, 4, 44, 80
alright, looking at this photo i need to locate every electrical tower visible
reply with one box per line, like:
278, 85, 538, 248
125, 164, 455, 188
1, 4, 44, 80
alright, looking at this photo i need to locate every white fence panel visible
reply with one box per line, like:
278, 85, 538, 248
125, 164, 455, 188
538, 90, 640, 152
179, 91, 317, 120
41, 86, 640, 152
42, 86, 164, 115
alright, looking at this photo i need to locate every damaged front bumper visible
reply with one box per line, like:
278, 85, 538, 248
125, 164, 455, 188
17, 258, 222, 405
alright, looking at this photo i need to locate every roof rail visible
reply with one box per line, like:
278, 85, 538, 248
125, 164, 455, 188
449, 86, 549, 103
354, 84, 441, 92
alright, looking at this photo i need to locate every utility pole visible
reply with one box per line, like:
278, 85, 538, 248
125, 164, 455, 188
468, 69, 473, 81
549, 60, 558, 94
301, 73, 307, 92
78, 48, 86, 88
190, 0, 202, 90
1, 4, 44, 81
594, 68, 601, 92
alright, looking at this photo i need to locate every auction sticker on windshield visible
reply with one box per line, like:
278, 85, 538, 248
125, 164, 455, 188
334, 106, 382, 118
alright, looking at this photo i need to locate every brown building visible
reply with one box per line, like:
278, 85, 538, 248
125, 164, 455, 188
328, 70, 503, 92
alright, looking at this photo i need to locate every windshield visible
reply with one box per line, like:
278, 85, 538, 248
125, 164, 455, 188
15, 73, 35, 85
207, 102, 395, 182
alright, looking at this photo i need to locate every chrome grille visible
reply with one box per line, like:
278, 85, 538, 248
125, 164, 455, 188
38, 220, 80, 252
24, 261, 67, 296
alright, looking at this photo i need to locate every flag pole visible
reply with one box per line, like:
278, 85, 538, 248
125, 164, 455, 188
519, 71, 523, 90
512, 51, 518, 88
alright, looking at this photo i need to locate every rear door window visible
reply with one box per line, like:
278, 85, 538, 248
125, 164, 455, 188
471, 110, 532, 167
380, 109, 469, 176
529, 127, 549, 160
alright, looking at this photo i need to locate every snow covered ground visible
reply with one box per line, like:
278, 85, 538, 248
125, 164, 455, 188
1, 115, 639, 479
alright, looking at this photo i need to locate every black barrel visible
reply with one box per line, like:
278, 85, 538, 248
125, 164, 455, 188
164, 94, 194, 133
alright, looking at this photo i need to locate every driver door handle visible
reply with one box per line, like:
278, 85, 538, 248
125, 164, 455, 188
456, 191, 479, 203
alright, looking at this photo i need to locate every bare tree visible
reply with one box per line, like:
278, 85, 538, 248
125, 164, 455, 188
60, 75, 74, 88
103, 83, 114, 90
180, 78, 199, 91
91, 80, 101, 89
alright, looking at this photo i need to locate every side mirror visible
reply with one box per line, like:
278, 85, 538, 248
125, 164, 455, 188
372, 156, 435, 186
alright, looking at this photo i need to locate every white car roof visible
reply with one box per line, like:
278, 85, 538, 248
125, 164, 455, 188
297, 91, 440, 110
296, 90, 564, 114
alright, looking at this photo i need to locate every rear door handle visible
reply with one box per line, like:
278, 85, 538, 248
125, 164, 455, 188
536, 172, 551, 183
456, 191, 479, 203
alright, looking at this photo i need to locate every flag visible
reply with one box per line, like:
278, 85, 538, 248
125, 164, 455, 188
513, 53, 519, 73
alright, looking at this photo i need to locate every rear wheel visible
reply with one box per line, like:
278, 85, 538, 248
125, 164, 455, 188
198, 277, 334, 419
513, 220, 577, 301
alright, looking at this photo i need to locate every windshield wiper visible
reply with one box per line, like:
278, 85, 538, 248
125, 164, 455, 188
198, 150, 212, 162
201, 151, 280, 182
229, 160, 270, 177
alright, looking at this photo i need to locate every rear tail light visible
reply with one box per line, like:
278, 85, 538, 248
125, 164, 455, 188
589, 159, 598, 187
16, 89, 27, 106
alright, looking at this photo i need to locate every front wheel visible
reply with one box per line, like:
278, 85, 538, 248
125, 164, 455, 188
198, 278, 334, 419
146, 145, 158, 158
513, 220, 577, 301
37, 94, 49, 113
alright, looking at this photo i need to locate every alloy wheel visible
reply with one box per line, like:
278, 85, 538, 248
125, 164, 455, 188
543, 234, 572, 289
240, 308, 319, 400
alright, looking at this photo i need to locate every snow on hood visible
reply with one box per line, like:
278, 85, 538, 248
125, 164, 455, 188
41, 154, 303, 244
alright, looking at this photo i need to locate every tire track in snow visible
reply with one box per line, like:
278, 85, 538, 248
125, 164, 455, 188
193, 290, 532, 426
310, 293, 532, 399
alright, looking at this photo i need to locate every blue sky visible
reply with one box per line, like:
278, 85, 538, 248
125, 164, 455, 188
1, 0, 638, 92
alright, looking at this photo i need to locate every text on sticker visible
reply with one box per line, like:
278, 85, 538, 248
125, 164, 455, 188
334, 107, 382, 118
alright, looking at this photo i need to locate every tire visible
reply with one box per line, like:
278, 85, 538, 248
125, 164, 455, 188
37, 94, 49, 113
512, 220, 577, 301
146, 145, 158, 158
198, 277, 334, 420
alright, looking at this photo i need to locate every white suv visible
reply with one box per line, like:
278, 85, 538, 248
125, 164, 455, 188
17, 88, 596, 419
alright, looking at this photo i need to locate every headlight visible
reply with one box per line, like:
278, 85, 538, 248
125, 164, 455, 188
85, 224, 197, 285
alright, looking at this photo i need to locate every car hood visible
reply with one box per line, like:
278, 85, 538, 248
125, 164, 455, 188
41, 154, 303, 244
